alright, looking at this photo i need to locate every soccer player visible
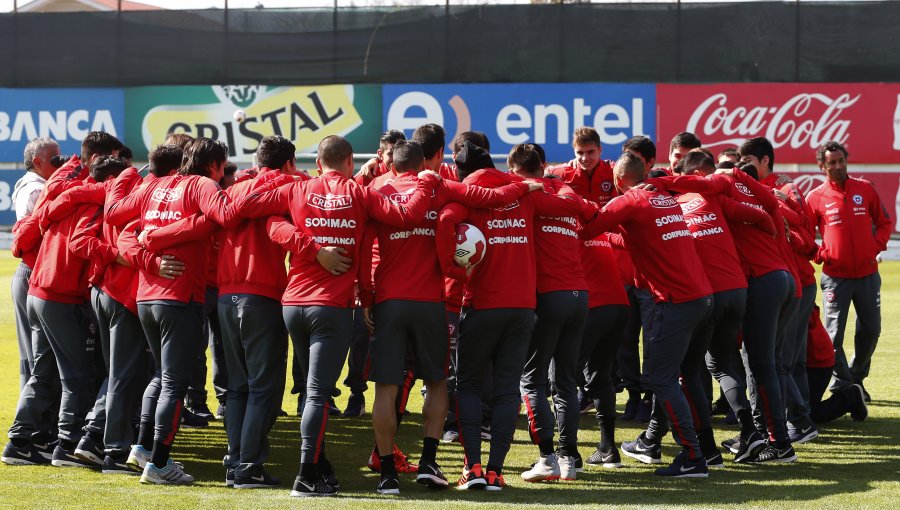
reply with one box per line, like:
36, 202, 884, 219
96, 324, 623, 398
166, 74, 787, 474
667, 132, 702, 171
806, 140, 891, 400
436, 141, 582, 491
235, 135, 441, 497
581, 151, 713, 478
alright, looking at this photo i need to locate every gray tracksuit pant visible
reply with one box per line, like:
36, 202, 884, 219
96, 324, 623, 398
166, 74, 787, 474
580, 304, 629, 439
821, 272, 881, 389
12, 263, 33, 389
703, 288, 751, 416
782, 284, 816, 428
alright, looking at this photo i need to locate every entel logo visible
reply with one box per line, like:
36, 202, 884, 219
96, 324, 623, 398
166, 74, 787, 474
151, 187, 184, 203
386, 91, 645, 148
307, 193, 352, 210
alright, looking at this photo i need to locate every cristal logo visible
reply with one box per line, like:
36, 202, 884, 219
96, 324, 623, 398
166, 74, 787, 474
494, 200, 520, 211
389, 191, 412, 204
680, 197, 706, 213
734, 182, 754, 196
649, 195, 677, 208
151, 187, 184, 203
685, 93, 858, 150
307, 193, 352, 210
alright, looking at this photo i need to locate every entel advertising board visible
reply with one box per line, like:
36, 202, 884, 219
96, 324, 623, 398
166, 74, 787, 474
383, 84, 656, 164
125, 85, 382, 164
0, 88, 125, 225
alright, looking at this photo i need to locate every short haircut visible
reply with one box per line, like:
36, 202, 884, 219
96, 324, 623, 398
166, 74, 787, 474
256, 135, 296, 170
317, 135, 353, 169
681, 150, 716, 175
411, 123, 446, 160
614, 151, 645, 184
179, 138, 229, 177
454, 141, 495, 180
737, 160, 760, 181
816, 140, 849, 164
623, 135, 656, 160
148, 144, 184, 177
452, 131, 490, 154
507, 144, 543, 177
81, 131, 123, 162
23, 137, 59, 171
90, 155, 129, 182
716, 160, 737, 170
119, 146, 133, 162
669, 131, 702, 152
573, 126, 601, 147
224, 161, 237, 177
739, 136, 776, 168
379, 129, 406, 149
165, 132, 195, 149
532, 143, 546, 164
718, 147, 739, 160
391, 139, 425, 173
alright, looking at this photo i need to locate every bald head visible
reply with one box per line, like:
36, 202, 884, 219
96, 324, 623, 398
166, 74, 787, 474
613, 151, 646, 192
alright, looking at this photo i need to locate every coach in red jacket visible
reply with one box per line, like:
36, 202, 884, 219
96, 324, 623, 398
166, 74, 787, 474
806, 141, 892, 400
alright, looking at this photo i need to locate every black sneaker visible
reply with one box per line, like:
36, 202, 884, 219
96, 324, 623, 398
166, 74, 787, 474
215, 403, 226, 421
752, 444, 797, 463
723, 409, 739, 425
226, 466, 235, 487
102, 453, 141, 475
32, 439, 58, 461
712, 396, 730, 416
856, 381, 871, 403
319, 454, 340, 490
721, 434, 740, 454
51, 445, 96, 468
787, 424, 818, 444
377, 473, 400, 495
734, 431, 767, 463
342, 393, 365, 417
621, 397, 640, 421
654, 450, 709, 478
705, 451, 725, 469
849, 384, 869, 421
234, 465, 281, 489
290, 476, 337, 497
586, 446, 623, 468
1, 442, 49, 465
326, 397, 342, 416
621, 432, 662, 464
416, 461, 449, 489
189, 401, 214, 421
181, 408, 209, 428
572, 449, 584, 472
74, 435, 104, 466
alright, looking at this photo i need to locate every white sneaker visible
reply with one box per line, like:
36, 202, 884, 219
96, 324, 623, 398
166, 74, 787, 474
126, 445, 151, 471
557, 454, 577, 481
140, 459, 195, 485
520, 453, 561, 482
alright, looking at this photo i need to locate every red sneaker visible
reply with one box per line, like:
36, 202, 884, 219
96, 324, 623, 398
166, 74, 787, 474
366, 444, 419, 474
457, 463, 486, 490
485, 470, 506, 491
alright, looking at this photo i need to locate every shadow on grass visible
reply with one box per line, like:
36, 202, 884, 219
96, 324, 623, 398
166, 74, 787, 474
168, 407, 899, 505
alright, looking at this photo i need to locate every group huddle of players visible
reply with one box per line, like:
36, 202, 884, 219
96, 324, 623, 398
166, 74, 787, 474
1, 121, 889, 497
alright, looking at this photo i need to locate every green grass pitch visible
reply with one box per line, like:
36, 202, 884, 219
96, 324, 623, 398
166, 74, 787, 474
0, 250, 896, 509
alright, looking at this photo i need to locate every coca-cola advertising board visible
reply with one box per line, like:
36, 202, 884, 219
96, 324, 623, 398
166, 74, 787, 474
657, 83, 900, 164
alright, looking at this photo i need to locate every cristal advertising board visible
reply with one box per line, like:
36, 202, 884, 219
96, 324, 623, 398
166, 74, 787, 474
125, 85, 382, 163
0, 88, 125, 162
657, 83, 900, 164
382, 84, 656, 163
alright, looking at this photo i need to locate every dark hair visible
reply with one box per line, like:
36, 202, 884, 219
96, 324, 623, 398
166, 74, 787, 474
669, 131, 702, 152
165, 132, 195, 149
681, 150, 716, 175
737, 160, 760, 181
379, 129, 406, 149
816, 140, 849, 164
224, 162, 237, 176
411, 123, 446, 160
90, 155, 129, 182
507, 144, 543, 177
454, 141, 495, 181
716, 160, 736, 170
81, 131, 124, 163
648, 168, 669, 179
317, 135, 353, 169
119, 146, 133, 162
614, 151, 645, 184
623, 135, 656, 160
179, 137, 229, 177
532, 143, 546, 164
718, 147, 739, 160
148, 144, 183, 177
452, 131, 490, 154
256, 135, 296, 170
739, 136, 775, 169
391, 139, 425, 173
573, 126, 601, 147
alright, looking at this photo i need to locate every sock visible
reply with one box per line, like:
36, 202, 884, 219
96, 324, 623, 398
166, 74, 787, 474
150, 440, 171, 467
538, 439, 555, 456
486, 463, 501, 475
420, 437, 439, 465
696, 427, 716, 456
737, 409, 756, 437
137, 424, 153, 450
380, 454, 396, 476
300, 462, 319, 481
318, 453, 334, 476
598, 414, 616, 451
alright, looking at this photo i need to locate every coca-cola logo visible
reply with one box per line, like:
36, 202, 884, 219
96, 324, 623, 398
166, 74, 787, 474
649, 195, 678, 208
686, 93, 858, 151
307, 193, 352, 210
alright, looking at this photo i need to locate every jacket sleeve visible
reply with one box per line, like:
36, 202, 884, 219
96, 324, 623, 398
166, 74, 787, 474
732, 170, 779, 214
435, 202, 469, 282
441, 180, 529, 209
529, 189, 585, 217
869, 185, 893, 252
68, 205, 117, 267
236, 181, 294, 219
40, 157, 88, 203
645, 174, 731, 195
580, 194, 633, 239
105, 168, 146, 226
143, 213, 220, 251
365, 173, 439, 227
357, 222, 378, 308
117, 223, 161, 276
11, 215, 41, 258
42, 182, 108, 228
194, 178, 242, 228
265, 215, 320, 262
717, 194, 776, 236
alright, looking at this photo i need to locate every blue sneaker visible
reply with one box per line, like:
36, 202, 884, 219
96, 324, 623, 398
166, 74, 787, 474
654, 450, 709, 478
341, 393, 365, 417
1, 442, 49, 466
787, 424, 818, 444
51, 445, 96, 468
126, 445, 151, 471
140, 459, 195, 485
